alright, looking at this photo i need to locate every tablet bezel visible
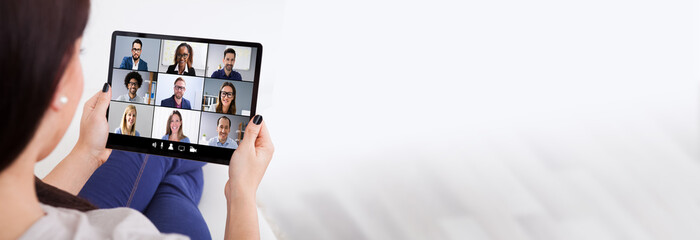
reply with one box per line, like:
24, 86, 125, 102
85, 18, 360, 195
105, 30, 262, 165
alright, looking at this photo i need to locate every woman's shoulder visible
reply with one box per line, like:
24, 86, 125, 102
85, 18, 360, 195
20, 204, 188, 239
181, 137, 190, 143
114, 127, 122, 134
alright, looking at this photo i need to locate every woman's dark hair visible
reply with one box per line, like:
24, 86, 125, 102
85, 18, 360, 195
216, 82, 237, 114
0, 0, 90, 171
35, 177, 97, 212
124, 71, 143, 88
0, 0, 93, 211
173, 42, 194, 67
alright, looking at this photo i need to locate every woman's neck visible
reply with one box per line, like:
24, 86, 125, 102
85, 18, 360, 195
169, 134, 178, 141
0, 150, 44, 239
222, 105, 229, 113
178, 63, 186, 73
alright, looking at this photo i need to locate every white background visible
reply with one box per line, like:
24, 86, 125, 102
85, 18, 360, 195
35, 0, 700, 239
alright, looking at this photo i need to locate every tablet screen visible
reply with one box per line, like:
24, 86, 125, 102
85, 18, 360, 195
105, 31, 262, 165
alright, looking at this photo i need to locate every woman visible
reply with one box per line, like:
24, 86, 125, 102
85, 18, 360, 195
215, 82, 237, 114
162, 110, 190, 142
1, 0, 273, 239
166, 43, 196, 76
114, 105, 140, 136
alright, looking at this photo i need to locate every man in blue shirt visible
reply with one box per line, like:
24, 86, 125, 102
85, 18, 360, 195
119, 39, 148, 71
160, 77, 192, 109
210, 48, 242, 80
207, 116, 238, 149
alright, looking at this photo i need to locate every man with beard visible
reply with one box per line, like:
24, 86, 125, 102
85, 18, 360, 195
116, 71, 145, 103
207, 116, 238, 149
210, 48, 243, 80
160, 77, 192, 109
119, 39, 149, 71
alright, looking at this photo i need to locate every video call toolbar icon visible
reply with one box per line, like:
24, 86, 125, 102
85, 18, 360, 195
178, 145, 185, 152
168, 143, 174, 150
189, 146, 197, 153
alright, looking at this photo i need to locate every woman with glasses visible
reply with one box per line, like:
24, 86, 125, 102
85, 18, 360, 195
114, 105, 140, 136
216, 82, 237, 114
166, 42, 196, 76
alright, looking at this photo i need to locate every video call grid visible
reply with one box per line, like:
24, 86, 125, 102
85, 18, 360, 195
109, 35, 257, 148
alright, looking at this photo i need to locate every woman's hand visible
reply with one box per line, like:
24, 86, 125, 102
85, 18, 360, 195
224, 115, 273, 240
73, 83, 112, 166
225, 115, 274, 199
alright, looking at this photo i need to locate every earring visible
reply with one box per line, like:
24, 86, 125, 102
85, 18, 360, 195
59, 96, 68, 104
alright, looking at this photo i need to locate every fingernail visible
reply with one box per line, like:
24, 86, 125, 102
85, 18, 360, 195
102, 82, 109, 92
253, 115, 263, 125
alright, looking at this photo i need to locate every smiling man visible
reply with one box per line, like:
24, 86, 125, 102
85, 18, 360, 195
207, 116, 238, 149
119, 39, 148, 71
160, 77, 192, 109
210, 48, 242, 80
116, 71, 144, 103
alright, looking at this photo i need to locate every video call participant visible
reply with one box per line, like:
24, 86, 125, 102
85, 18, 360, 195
119, 39, 148, 71
207, 116, 238, 149
162, 110, 189, 143
210, 48, 242, 80
160, 77, 191, 109
115, 71, 144, 103
216, 82, 236, 114
166, 42, 196, 76
114, 105, 140, 136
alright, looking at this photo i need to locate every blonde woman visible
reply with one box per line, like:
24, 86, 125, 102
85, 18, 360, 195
114, 105, 140, 136
161, 110, 190, 143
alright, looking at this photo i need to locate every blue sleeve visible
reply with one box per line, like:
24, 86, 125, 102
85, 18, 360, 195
182, 137, 190, 143
210, 70, 219, 78
114, 127, 121, 134
119, 57, 128, 69
135, 130, 140, 137
233, 71, 243, 80
162, 135, 169, 140
160, 98, 170, 107
183, 99, 192, 110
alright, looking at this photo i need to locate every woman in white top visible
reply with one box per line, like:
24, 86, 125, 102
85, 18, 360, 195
0, 0, 273, 239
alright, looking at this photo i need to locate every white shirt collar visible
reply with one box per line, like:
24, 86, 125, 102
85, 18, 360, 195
131, 57, 139, 70
177, 63, 189, 74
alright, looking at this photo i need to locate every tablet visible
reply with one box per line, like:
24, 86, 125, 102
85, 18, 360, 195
105, 31, 262, 165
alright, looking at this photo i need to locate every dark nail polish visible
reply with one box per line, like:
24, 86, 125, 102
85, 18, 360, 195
102, 82, 109, 92
253, 115, 263, 125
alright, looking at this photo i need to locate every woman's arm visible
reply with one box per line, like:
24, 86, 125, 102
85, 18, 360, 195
43, 84, 112, 195
224, 115, 273, 240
